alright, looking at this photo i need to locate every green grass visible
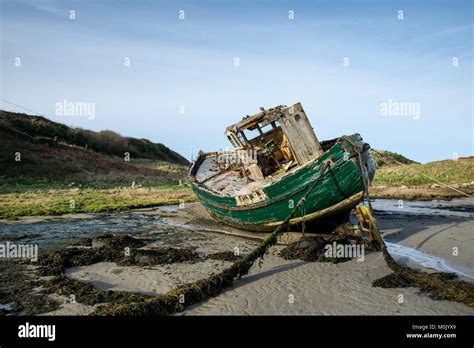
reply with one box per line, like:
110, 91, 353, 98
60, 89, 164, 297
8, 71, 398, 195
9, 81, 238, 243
373, 160, 474, 186
0, 185, 196, 220
0, 159, 194, 219
0, 111, 195, 218
0, 159, 190, 194
0, 177, 186, 194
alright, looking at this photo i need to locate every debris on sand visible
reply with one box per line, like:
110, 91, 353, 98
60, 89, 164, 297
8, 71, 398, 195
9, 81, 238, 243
45, 275, 109, 305
72, 237, 93, 247
38, 246, 113, 276
32, 233, 245, 314
372, 272, 414, 288
30, 213, 474, 315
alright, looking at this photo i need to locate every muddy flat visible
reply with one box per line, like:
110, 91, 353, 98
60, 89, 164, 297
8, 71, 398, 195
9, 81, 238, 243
0, 199, 473, 316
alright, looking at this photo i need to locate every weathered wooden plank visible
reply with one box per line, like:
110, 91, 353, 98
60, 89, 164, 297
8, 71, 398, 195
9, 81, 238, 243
280, 102, 324, 165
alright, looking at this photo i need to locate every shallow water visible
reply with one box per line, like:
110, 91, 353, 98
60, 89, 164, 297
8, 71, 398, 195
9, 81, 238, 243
371, 198, 474, 219
0, 211, 194, 250
373, 197, 473, 278
385, 242, 474, 279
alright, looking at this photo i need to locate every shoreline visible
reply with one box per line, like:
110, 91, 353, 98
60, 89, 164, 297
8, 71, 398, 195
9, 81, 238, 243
1, 178, 473, 221
0, 199, 473, 316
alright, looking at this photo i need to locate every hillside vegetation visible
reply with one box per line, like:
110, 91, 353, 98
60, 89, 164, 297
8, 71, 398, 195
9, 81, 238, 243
0, 111, 188, 165
0, 110, 195, 219
0, 110, 189, 185
373, 157, 474, 186
370, 149, 418, 168
369, 149, 474, 199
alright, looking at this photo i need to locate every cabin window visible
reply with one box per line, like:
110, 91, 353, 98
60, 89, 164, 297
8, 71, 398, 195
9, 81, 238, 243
243, 127, 261, 141
260, 124, 273, 134
227, 135, 237, 148
227, 133, 242, 148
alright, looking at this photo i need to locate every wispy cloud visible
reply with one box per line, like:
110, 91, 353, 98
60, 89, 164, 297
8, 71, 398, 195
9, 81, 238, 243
20, 0, 66, 17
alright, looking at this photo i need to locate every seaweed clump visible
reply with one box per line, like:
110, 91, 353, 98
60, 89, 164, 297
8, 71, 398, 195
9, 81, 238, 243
372, 272, 414, 288
279, 235, 371, 263
37, 234, 201, 276
374, 247, 474, 308
44, 275, 150, 306
0, 261, 60, 315
93, 260, 251, 315
33, 234, 209, 313
135, 247, 198, 265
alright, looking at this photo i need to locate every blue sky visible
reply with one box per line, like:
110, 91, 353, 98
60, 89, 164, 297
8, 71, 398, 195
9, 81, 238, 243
1, 0, 472, 163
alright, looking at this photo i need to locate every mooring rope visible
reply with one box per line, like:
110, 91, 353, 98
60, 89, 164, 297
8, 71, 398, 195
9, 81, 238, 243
0, 98, 47, 118
241, 163, 330, 267
93, 162, 331, 315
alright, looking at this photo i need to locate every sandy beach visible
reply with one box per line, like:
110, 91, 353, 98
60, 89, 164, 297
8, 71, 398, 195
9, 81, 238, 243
1, 199, 473, 316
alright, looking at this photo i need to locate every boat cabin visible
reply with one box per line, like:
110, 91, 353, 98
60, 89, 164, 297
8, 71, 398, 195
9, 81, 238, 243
224, 102, 324, 179
190, 103, 325, 197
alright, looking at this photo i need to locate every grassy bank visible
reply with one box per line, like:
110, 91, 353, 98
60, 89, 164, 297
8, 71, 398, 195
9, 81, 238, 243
373, 158, 474, 186
0, 144, 196, 219
371, 157, 474, 200
0, 159, 188, 193
0, 184, 196, 220
0, 160, 196, 220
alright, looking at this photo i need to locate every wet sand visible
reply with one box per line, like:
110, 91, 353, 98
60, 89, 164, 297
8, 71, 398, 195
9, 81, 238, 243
183, 200, 474, 315
1, 199, 473, 316
182, 253, 473, 315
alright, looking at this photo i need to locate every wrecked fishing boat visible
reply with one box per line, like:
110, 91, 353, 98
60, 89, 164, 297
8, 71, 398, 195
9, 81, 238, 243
190, 102, 375, 231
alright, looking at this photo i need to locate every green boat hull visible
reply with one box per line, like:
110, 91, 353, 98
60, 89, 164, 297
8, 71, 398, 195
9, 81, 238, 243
191, 141, 368, 231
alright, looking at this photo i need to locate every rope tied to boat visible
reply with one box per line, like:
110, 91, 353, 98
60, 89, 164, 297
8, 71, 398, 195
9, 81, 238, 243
93, 162, 332, 315
353, 145, 384, 250
241, 162, 331, 267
